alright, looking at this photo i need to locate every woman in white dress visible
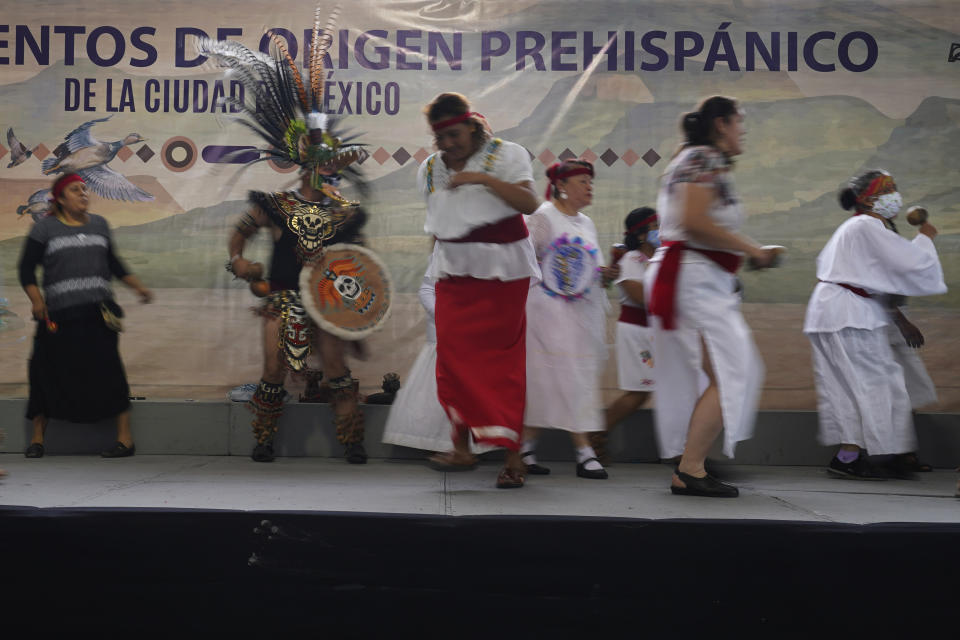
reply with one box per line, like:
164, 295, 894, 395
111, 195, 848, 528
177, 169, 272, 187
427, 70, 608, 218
521, 159, 616, 479
645, 96, 780, 497
803, 170, 946, 479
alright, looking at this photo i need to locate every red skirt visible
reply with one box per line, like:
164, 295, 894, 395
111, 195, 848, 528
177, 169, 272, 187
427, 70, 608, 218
435, 276, 529, 450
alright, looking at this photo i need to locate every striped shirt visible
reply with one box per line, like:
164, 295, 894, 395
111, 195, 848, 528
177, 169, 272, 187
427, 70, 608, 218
18, 214, 129, 311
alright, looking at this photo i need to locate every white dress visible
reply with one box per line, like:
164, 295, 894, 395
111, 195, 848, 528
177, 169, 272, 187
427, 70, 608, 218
803, 215, 946, 454
614, 250, 655, 391
887, 319, 938, 410
644, 146, 764, 459
523, 202, 607, 432
381, 265, 494, 453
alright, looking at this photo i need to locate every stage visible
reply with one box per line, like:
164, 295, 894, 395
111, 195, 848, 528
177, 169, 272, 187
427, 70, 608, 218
2, 454, 958, 636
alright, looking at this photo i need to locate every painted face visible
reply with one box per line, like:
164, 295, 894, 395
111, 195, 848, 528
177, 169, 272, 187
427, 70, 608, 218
57, 181, 89, 215
559, 173, 593, 207
433, 122, 478, 164
872, 191, 903, 219
717, 112, 746, 157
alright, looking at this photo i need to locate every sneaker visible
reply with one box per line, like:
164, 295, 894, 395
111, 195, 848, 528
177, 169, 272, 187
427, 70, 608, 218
827, 453, 886, 480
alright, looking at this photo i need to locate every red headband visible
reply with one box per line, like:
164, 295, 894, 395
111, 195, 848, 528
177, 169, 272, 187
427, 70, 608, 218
51, 174, 86, 202
431, 112, 485, 132
856, 174, 895, 204
544, 162, 594, 199
628, 213, 658, 234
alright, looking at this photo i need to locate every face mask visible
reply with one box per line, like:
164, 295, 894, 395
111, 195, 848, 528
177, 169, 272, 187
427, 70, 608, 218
645, 229, 661, 248
872, 192, 902, 219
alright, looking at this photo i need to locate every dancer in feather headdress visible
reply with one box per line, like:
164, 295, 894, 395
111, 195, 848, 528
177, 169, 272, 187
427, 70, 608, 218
198, 6, 374, 464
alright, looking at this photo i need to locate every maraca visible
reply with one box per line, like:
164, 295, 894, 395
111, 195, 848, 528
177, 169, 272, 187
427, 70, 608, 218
906, 206, 928, 227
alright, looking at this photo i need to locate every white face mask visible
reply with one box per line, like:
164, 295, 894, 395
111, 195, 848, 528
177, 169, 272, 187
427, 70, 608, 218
872, 191, 902, 219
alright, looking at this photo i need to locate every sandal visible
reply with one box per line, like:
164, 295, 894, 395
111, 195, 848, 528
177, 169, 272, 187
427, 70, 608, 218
495, 466, 525, 489
25, 443, 45, 458
670, 470, 738, 498
428, 451, 478, 472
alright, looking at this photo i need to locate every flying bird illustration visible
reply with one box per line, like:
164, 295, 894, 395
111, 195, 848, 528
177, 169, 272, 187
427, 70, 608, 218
41, 116, 153, 202
16, 189, 52, 222
6, 128, 33, 168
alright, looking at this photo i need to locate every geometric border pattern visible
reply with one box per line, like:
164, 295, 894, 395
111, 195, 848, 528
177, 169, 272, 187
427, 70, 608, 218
0, 139, 663, 171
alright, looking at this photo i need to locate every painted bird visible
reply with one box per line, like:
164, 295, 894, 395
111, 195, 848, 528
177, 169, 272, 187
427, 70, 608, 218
41, 116, 153, 202
6, 128, 33, 168
16, 189, 52, 222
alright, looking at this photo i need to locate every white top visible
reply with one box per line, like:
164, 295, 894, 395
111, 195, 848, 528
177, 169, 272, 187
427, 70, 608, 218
615, 249, 647, 308
803, 215, 946, 333
418, 138, 540, 281
652, 145, 745, 265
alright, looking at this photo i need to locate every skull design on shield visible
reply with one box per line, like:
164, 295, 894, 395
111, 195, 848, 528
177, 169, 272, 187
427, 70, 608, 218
335, 274, 361, 300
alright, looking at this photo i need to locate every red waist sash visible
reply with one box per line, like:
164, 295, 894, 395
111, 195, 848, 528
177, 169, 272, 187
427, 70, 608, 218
820, 280, 870, 298
648, 240, 742, 330
618, 305, 648, 326
444, 214, 528, 244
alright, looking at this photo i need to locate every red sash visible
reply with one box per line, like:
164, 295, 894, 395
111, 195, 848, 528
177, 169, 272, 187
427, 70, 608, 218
618, 305, 648, 326
648, 240, 742, 330
820, 280, 870, 298
445, 214, 528, 244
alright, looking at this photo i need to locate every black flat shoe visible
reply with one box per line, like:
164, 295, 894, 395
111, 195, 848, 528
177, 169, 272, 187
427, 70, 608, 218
101, 442, 135, 458
251, 443, 275, 462
521, 451, 550, 475
345, 442, 367, 464
671, 470, 738, 497
576, 458, 608, 480
25, 443, 44, 458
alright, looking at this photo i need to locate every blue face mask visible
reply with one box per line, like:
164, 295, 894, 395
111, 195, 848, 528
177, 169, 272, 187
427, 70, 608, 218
645, 229, 660, 248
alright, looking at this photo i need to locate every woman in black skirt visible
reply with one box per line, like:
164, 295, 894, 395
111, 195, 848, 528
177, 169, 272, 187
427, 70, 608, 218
18, 173, 152, 458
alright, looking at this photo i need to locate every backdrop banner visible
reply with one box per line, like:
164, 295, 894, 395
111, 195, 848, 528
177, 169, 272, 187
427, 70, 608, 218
1, 1, 956, 408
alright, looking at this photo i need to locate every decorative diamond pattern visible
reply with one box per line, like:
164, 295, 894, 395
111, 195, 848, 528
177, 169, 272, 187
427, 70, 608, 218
32, 144, 50, 160
392, 147, 411, 165
557, 148, 576, 162
599, 149, 619, 166
116, 146, 133, 162
372, 147, 390, 164
537, 149, 556, 166
412, 148, 429, 164
621, 149, 639, 167
642, 148, 661, 167
136, 145, 155, 162
580, 148, 597, 164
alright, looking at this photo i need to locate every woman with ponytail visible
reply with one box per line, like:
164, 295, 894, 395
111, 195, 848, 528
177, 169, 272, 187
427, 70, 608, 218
645, 96, 780, 497
803, 169, 945, 479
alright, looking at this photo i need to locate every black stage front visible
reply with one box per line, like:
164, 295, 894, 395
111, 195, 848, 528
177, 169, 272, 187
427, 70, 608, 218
4, 505, 958, 637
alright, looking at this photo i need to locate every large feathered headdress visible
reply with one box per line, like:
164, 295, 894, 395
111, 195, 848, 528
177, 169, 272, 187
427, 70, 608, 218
196, 6, 367, 189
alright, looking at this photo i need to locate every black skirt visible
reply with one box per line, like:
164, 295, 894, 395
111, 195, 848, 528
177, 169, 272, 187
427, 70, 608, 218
26, 303, 131, 423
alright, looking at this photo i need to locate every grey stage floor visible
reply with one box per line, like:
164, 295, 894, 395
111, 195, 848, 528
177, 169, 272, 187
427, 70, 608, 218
1, 455, 958, 524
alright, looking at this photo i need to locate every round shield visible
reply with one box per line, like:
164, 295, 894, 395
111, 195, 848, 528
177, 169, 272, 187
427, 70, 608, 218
299, 243, 393, 340
539, 234, 600, 300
